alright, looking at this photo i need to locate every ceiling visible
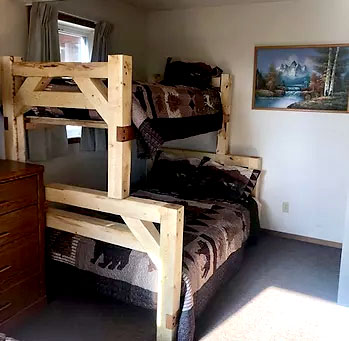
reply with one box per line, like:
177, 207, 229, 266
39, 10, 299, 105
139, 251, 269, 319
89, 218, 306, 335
120, 0, 293, 10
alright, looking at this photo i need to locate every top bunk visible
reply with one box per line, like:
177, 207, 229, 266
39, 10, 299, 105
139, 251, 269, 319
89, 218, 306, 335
1, 55, 234, 200
2, 56, 229, 129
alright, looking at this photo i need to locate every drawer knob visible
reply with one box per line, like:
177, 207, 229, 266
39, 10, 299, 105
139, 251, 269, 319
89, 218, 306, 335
0, 302, 12, 312
0, 232, 10, 239
0, 265, 11, 274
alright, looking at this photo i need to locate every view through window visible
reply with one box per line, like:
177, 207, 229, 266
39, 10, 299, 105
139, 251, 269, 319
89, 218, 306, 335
58, 19, 95, 138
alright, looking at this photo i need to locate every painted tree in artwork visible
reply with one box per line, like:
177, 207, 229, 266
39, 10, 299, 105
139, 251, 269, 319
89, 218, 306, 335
329, 47, 349, 94
313, 47, 333, 96
328, 47, 340, 96
324, 48, 333, 96
309, 73, 324, 96
313, 47, 349, 96
255, 69, 266, 89
265, 64, 281, 91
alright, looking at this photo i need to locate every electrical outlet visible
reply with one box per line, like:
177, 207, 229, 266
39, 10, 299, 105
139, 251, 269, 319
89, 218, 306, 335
282, 202, 289, 213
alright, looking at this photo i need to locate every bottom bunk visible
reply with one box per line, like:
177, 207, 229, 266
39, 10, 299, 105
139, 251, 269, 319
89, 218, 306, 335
46, 188, 260, 341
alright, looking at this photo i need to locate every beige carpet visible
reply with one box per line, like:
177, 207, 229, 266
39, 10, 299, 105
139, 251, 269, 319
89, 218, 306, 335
202, 285, 348, 341
198, 233, 348, 341
9, 235, 347, 341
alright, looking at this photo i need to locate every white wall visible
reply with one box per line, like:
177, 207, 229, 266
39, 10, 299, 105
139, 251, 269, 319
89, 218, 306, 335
146, 0, 349, 243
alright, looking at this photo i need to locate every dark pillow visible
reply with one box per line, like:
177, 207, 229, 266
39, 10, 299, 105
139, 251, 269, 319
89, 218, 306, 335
162, 57, 223, 89
196, 159, 261, 201
147, 152, 201, 197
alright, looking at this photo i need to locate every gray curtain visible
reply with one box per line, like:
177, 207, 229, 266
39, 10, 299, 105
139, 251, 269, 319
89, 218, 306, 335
80, 21, 112, 152
26, 2, 68, 161
26, 2, 60, 62
91, 21, 113, 62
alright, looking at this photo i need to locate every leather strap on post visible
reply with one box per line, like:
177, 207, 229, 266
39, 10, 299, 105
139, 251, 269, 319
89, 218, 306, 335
116, 126, 135, 142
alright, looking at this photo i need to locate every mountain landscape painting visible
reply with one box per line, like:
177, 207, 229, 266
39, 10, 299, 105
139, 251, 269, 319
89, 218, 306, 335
253, 45, 349, 112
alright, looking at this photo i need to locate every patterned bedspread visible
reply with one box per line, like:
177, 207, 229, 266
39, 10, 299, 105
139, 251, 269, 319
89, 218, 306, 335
132, 82, 222, 157
47, 190, 255, 340
25, 81, 223, 157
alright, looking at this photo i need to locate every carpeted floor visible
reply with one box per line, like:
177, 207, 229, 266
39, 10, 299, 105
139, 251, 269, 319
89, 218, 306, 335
5, 234, 348, 341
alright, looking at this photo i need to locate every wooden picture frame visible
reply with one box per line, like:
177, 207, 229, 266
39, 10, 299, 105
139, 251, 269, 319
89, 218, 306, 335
252, 44, 349, 113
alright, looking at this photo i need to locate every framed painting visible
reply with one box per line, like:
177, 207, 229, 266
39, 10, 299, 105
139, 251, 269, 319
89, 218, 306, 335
253, 44, 349, 113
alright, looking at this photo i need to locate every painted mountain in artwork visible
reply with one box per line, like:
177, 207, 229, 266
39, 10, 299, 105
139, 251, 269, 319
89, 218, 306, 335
277, 60, 311, 87
277, 61, 309, 79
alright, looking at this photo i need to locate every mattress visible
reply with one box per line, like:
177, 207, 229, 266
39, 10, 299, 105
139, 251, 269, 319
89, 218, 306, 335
47, 190, 259, 340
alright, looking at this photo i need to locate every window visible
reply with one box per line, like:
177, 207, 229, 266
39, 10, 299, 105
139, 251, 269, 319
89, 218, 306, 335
58, 18, 95, 139
58, 20, 94, 63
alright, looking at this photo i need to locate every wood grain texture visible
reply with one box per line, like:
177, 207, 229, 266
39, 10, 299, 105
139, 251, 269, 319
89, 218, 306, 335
0, 274, 41, 324
0, 236, 39, 292
216, 74, 233, 155
0, 161, 46, 329
1, 56, 18, 160
0, 160, 43, 183
0, 176, 37, 215
14, 76, 51, 118
13, 61, 108, 78
157, 206, 184, 340
107, 55, 132, 199
45, 183, 182, 224
122, 217, 160, 267
0, 205, 38, 248
74, 77, 110, 123
47, 208, 145, 253
25, 116, 107, 130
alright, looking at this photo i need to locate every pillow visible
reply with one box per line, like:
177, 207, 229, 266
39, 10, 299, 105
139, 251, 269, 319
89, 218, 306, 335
147, 152, 202, 197
162, 57, 223, 89
197, 159, 261, 201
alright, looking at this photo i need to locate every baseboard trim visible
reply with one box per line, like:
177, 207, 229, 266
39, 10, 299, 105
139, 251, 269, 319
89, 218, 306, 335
262, 229, 342, 249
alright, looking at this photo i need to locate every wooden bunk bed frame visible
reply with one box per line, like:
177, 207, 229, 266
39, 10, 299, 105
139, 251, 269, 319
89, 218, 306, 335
1, 55, 262, 341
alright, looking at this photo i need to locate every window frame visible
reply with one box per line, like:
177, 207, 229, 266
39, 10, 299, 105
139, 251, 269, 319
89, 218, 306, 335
57, 13, 96, 144
58, 20, 95, 63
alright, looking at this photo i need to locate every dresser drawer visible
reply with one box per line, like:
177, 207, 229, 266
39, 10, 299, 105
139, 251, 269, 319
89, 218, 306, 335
0, 176, 37, 216
0, 236, 39, 293
0, 205, 38, 248
0, 275, 40, 324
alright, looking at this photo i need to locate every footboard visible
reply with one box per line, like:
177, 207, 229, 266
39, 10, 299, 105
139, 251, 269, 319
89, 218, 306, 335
45, 183, 184, 340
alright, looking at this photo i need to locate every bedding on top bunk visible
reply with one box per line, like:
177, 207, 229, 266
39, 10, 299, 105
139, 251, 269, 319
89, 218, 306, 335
25, 79, 223, 158
132, 82, 222, 157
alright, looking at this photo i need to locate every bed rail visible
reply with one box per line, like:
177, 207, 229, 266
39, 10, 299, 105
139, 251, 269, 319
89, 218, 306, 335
45, 183, 184, 340
1, 55, 132, 199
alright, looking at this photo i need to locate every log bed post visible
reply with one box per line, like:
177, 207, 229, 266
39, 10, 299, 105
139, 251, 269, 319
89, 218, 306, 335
107, 55, 132, 199
157, 205, 185, 341
216, 74, 233, 155
1, 56, 25, 161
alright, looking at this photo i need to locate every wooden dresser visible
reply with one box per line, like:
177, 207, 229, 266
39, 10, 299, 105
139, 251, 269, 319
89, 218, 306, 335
0, 160, 45, 330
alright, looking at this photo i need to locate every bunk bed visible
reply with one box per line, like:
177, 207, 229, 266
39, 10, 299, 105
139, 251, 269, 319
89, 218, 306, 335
1, 55, 262, 341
